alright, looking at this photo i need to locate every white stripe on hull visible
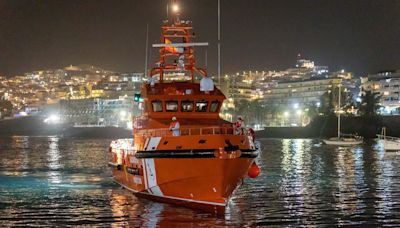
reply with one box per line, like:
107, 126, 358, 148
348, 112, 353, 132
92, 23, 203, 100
145, 137, 161, 151
144, 158, 164, 196
143, 137, 150, 150
141, 159, 149, 190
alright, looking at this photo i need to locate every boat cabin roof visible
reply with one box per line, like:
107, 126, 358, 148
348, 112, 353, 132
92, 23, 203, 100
142, 81, 225, 97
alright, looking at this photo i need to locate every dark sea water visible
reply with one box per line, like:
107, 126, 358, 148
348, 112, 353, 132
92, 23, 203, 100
1, 136, 400, 227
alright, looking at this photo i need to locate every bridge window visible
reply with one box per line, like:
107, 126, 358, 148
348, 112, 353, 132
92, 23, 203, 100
152, 100, 163, 112
210, 101, 220, 112
181, 101, 194, 112
166, 100, 178, 112
196, 100, 208, 112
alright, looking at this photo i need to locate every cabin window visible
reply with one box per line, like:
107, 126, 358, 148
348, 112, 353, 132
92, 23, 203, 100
152, 100, 163, 112
166, 100, 178, 112
196, 100, 208, 112
210, 101, 220, 112
181, 101, 194, 112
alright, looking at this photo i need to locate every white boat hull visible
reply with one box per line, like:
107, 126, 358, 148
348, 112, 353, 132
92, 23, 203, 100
382, 139, 400, 151
377, 128, 400, 151
323, 138, 363, 146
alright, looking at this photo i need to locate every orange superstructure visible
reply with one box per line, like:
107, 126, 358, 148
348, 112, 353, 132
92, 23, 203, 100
108, 1, 260, 215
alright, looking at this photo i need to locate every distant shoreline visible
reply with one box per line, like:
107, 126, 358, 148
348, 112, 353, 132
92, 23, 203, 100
0, 116, 131, 139
257, 115, 400, 139
2, 115, 400, 139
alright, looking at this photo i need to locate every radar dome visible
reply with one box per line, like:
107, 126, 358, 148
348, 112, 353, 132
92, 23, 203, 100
200, 77, 214, 92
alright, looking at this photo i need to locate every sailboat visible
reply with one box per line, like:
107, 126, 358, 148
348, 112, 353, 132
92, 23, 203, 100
377, 127, 400, 151
323, 83, 363, 146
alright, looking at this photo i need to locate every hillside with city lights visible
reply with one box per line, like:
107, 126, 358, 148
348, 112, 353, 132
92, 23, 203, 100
1, 58, 399, 137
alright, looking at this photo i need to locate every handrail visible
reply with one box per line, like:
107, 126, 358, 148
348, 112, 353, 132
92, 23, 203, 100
377, 134, 400, 141
136, 126, 242, 137
377, 127, 400, 141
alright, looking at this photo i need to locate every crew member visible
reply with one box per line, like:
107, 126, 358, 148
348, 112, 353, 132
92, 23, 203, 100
234, 116, 245, 135
169, 116, 181, 136
248, 128, 256, 143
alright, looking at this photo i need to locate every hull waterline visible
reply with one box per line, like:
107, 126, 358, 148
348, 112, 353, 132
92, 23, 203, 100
117, 182, 226, 215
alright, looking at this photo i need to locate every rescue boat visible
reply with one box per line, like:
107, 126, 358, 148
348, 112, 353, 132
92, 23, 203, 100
108, 2, 260, 215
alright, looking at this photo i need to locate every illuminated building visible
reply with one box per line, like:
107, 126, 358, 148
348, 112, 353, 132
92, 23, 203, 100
261, 77, 342, 107
361, 69, 400, 114
60, 97, 135, 128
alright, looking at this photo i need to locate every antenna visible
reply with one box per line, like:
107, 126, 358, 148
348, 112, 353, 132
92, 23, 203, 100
205, 49, 208, 68
144, 23, 149, 78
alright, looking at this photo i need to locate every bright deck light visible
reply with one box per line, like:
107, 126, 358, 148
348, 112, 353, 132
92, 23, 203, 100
172, 4, 179, 12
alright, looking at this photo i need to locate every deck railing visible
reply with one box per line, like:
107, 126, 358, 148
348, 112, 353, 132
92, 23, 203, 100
136, 126, 240, 138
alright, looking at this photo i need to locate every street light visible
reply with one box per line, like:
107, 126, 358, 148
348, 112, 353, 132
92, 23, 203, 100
297, 110, 302, 126
120, 110, 126, 119
283, 111, 289, 126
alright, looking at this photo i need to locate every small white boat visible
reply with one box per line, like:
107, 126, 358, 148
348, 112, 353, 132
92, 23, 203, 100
323, 83, 363, 146
323, 134, 363, 146
377, 127, 400, 151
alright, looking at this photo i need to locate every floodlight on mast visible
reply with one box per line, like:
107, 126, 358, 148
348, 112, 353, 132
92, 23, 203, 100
172, 4, 179, 13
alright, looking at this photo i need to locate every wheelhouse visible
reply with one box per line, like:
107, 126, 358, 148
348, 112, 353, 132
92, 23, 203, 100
142, 82, 225, 119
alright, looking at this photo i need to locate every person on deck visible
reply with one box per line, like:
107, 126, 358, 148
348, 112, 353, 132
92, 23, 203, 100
234, 116, 245, 135
169, 116, 181, 136
248, 128, 256, 143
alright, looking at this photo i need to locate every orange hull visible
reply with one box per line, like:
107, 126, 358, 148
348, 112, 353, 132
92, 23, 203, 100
111, 157, 254, 215
108, 8, 260, 215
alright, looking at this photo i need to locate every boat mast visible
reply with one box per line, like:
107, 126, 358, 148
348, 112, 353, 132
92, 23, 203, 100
217, 0, 221, 85
150, 0, 208, 82
337, 83, 341, 138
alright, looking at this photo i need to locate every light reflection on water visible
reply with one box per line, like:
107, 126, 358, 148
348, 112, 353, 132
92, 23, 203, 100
1, 137, 400, 226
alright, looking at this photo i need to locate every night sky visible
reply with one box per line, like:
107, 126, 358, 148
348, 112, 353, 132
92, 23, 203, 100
0, 0, 399, 77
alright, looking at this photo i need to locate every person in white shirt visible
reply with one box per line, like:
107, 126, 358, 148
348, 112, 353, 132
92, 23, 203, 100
169, 116, 181, 136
